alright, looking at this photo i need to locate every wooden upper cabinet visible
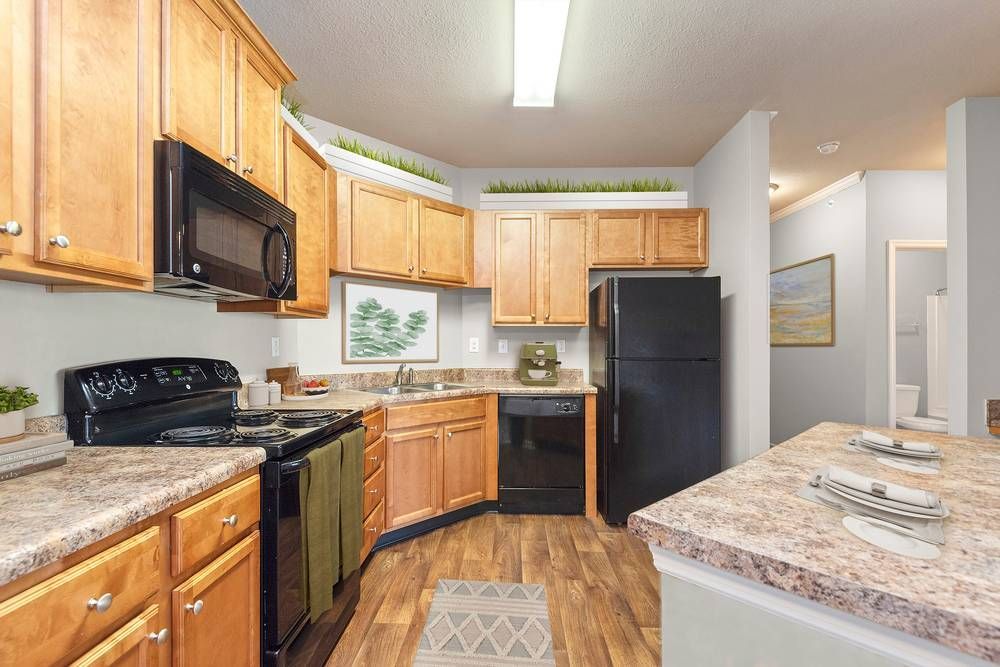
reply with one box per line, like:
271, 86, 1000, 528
238, 46, 283, 199
540, 212, 587, 325
34, 0, 155, 281
70, 605, 164, 667
162, 0, 237, 166
441, 419, 487, 511
418, 198, 469, 284
589, 210, 646, 266
350, 180, 414, 278
385, 426, 440, 530
649, 209, 708, 267
493, 212, 536, 324
172, 531, 260, 667
281, 128, 329, 315
0, 0, 13, 257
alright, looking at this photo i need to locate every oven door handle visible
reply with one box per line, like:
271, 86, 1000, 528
280, 458, 311, 475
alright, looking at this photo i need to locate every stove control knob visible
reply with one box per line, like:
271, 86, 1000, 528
114, 369, 137, 393
89, 373, 115, 399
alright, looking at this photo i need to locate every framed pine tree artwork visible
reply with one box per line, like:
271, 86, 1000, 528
342, 282, 439, 363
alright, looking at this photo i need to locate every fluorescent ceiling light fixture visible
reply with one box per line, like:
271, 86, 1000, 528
513, 0, 570, 107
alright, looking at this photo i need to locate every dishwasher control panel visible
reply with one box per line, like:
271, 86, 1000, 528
553, 400, 581, 414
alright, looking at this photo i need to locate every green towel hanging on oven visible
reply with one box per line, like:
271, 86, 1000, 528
299, 437, 342, 622
339, 426, 365, 576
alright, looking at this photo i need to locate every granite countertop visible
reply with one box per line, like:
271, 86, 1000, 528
628, 422, 1000, 662
0, 446, 265, 587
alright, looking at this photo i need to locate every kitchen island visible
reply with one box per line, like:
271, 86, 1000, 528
628, 422, 1000, 666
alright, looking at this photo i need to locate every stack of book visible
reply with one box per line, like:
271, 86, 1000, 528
0, 432, 73, 482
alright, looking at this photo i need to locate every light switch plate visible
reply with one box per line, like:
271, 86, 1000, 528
468, 337, 480, 353
498, 339, 509, 354
556, 339, 566, 353
271, 337, 280, 357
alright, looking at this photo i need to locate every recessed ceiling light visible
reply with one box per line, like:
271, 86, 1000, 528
769, 182, 780, 195
817, 141, 840, 155
513, 0, 571, 107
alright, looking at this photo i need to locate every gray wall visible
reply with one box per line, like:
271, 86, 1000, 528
894, 250, 947, 417
770, 181, 868, 444
863, 171, 947, 425
946, 97, 1000, 437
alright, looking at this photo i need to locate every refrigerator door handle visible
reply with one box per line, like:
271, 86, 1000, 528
612, 364, 620, 446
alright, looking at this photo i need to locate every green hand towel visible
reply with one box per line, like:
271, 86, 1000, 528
299, 438, 342, 622
339, 426, 365, 576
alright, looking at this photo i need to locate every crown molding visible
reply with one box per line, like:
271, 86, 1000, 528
770, 171, 865, 223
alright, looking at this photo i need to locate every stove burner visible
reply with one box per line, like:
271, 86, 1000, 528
159, 425, 236, 445
277, 409, 340, 428
233, 409, 279, 426
238, 427, 294, 444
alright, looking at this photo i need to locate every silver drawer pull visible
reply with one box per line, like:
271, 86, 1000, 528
369, 455, 379, 463
226, 154, 238, 164
147, 628, 169, 645
221, 514, 239, 527
185, 599, 204, 615
1, 221, 22, 236
242, 165, 254, 175
48, 235, 70, 248
86, 592, 113, 613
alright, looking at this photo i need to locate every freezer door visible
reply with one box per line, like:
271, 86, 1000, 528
610, 277, 721, 360
602, 359, 721, 524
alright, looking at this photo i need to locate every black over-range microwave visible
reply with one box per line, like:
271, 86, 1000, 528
153, 140, 297, 302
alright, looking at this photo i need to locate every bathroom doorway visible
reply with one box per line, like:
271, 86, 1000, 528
887, 240, 947, 433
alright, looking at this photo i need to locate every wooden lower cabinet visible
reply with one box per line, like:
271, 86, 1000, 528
70, 604, 165, 667
441, 419, 487, 511
385, 426, 440, 529
172, 531, 260, 667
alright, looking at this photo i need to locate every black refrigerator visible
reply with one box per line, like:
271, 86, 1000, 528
589, 276, 721, 524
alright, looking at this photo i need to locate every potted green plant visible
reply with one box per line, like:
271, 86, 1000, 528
0, 386, 39, 441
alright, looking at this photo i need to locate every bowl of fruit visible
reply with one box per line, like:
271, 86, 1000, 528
302, 378, 330, 396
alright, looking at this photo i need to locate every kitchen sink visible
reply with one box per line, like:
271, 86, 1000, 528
406, 382, 467, 391
364, 382, 467, 395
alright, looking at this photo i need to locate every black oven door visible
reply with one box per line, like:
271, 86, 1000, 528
182, 173, 296, 300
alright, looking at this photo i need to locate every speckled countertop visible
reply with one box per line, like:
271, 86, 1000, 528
628, 422, 1000, 662
0, 446, 265, 587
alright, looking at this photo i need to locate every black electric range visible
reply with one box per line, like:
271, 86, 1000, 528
63, 357, 363, 667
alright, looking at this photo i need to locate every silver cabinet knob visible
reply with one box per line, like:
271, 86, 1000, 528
87, 593, 114, 613
369, 455, 379, 463
408, 265, 414, 272
368, 488, 378, 494
367, 526, 377, 532
221, 514, 238, 527
242, 165, 254, 175
226, 154, 238, 164
147, 628, 169, 645
1, 221, 22, 236
49, 235, 70, 248
185, 599, 204, 615
433, 433, 439, 439
545, 313, 550, 320
447, 432, 453, 438
421, 268, 427, 274
640, 254, 646, 260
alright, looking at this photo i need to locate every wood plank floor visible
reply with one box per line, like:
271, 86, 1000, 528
325, 513, 661, 666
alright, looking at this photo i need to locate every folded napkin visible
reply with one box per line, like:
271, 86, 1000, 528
862, 430, 938, 454
827, 465, 939, 509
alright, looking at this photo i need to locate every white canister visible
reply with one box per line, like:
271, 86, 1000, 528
248, 381, 270, 408
268, 381, 282, 405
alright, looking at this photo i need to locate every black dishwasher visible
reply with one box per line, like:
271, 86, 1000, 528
498, 395, 585, 514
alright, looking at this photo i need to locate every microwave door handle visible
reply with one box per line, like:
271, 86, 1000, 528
280, 458, 311, 475
272, 225, 294, 297
260, 225, 293, 298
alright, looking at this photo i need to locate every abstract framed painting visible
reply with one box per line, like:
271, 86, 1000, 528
342, 282, 439, 363
769, 254, 836, 347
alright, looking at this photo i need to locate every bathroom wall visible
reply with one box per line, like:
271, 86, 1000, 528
894, 250, 947, 417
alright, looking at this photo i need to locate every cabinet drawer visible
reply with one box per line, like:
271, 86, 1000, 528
361, 500, 384, 563
386, 397, 487, 430
170, 475, 260, 575
363, 464, 385, 518
363, 409, 385, 445
0, 527, 160, 666
364, 436, 386, 479
70, 603, 164, 667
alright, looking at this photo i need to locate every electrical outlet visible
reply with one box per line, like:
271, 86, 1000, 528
468, 337, 480, 353
271, 337, 280, 358
556, 339, 566, 353
498, 339, 509, 354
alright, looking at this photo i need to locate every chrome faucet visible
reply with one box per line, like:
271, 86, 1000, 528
395, 363, 407, 386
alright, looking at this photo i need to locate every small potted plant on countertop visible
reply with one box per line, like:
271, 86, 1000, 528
0, 386, 39, 442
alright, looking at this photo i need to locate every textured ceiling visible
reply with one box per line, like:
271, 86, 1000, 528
241, 0, 1000, 210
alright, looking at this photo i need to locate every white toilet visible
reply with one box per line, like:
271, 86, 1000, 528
895, 384, 948, 433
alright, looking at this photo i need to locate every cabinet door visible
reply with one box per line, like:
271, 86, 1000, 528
493, 212, 536, 324
541, 212, 587, 325
162, 0, 237, 166
282, 126, 329, 315
172, 532, 260, 667
0, 0, 12, 256
350, 180, 414, 278
238, 46, 283, 199
589, 210, 646, 266
418, 199, 469, 284
441, 419, 486, 511
35, 0, 155, 280
70, 605, 164, 667
649, 209, 708, 267
385, 426, 440, 529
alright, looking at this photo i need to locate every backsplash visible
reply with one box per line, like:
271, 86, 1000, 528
305, 367, 585, 390
988, 399, 1000, 433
